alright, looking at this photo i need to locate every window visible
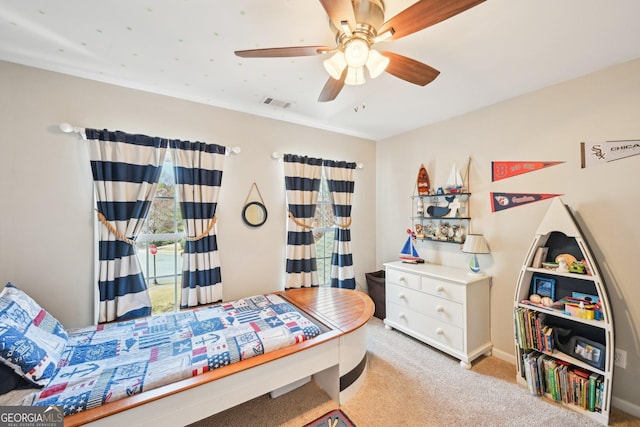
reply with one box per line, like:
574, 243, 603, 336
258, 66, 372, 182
137, 152, 184, 314
313, 170, 335, 286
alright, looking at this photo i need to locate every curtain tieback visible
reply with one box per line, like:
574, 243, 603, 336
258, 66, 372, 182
185, 216, 217, 241
95, 210, 137, 247
337, 218, 352, 229
288, 212, 313, 230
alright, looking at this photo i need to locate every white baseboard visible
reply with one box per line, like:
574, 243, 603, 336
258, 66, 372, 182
612, 396, 640, 418
491, 347, 516, 365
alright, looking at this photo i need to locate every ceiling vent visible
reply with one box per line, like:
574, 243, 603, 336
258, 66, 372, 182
261, 96, 291, 109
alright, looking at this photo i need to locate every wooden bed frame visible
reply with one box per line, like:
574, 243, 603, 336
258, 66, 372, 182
64, 287, 374, 427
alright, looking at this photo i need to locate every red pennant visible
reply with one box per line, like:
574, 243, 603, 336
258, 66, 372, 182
490, 192, 563, 212
492, 161, 564, 181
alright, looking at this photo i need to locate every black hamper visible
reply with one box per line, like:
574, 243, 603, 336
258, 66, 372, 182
365, 270, 386, 320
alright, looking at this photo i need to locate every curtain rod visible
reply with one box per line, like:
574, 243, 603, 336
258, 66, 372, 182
59, 122, 87, 139
58, 123, 241, 156
271, 152, 364, 169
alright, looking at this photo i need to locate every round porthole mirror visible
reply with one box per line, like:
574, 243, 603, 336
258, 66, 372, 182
242, 201, 268, 227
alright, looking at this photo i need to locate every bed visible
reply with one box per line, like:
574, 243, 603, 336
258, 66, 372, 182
0, 284, 373, 426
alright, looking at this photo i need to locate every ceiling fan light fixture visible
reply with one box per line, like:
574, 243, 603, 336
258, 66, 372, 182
344, 38, 370, 68
323, 51, 347, 80
365, 49, 389, 79
235, 0, 485, 102
345, 66, 365, 86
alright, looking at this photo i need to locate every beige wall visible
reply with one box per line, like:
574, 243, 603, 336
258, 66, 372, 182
0, 60, 377, 327
377, 58, 640, 411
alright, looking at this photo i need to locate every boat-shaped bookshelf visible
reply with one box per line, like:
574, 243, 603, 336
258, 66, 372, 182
513, 198, 614, 425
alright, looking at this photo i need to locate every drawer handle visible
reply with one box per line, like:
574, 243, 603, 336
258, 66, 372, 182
436, 285, 445, 292
436, 305, 444, 312
398, 293, 406, 299
399, 312, 406, 319
436, 327, 444, 335
399, 276, 407, 282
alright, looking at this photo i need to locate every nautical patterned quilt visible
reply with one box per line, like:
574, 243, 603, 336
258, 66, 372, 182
21, 294, 322, 415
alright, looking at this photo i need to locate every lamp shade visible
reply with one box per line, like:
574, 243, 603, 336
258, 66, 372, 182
323, 51, 347, 80
344, 38, 369, 68
365, 49, 389, 79
345, 66, 366, 85
462, 234, 490, 254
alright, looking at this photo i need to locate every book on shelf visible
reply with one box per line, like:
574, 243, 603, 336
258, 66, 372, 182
558, 362, 570, 404
543, 326, 554, 353
522, 352, 535, 394
518, 346, 604, 412
543, 356, 559, 401
588, 372, 600, 412
596, 375, 604, 413
514, 307, 554, 353
532, 246, 549, 268
515, 307, 528, 349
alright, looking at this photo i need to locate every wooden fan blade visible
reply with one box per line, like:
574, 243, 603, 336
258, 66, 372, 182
379, 0, 486, 41
381, 51, 440, 86
318, 0, 356, 31
235, 46, 331, 58
318, 69, 347, 102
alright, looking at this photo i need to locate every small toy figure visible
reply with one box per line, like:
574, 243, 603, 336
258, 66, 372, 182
556, 257, 569, 273
416, 198, 424, 217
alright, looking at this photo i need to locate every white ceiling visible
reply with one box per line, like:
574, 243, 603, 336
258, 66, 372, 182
1, 0, 640, 140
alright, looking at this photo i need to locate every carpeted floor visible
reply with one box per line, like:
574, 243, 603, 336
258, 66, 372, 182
190, 317, 639, 426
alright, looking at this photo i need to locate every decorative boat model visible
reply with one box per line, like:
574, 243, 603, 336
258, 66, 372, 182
445, 163, 464, 193
417, 164, 431, 195
399, 229, 423, 263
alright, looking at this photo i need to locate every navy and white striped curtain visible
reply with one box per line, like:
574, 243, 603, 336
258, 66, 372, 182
284, 154, 322, 288
324, 160, 356, 289
86, 128, 168, 323
169, 140, 226, 308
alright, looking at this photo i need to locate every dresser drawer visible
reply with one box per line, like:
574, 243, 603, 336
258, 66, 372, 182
422, 294, 463, 327
385, 301, 428, 333
386, 268, 420, 290
421, 318, 464, 352
386, 283, 429, 310
387, 283, 463, 327
421, 276, 465, 303
386, 303, 464, 352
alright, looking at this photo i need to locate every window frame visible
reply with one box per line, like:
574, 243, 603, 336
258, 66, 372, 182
312, 169, 336, 287
135, 152, 184, 314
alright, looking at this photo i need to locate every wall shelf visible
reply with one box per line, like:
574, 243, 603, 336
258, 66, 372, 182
411, 192, 471, 243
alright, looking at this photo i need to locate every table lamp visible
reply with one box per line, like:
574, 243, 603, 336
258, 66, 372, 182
461, 234, 490, 274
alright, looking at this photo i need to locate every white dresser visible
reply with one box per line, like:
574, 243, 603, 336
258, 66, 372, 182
383, 261, 492, 369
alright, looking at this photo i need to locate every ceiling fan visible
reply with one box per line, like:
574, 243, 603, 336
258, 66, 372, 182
235, 0, 486, 102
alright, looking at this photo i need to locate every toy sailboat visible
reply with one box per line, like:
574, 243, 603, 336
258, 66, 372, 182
445, 163, 464, 193
399, 229, 424, 263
